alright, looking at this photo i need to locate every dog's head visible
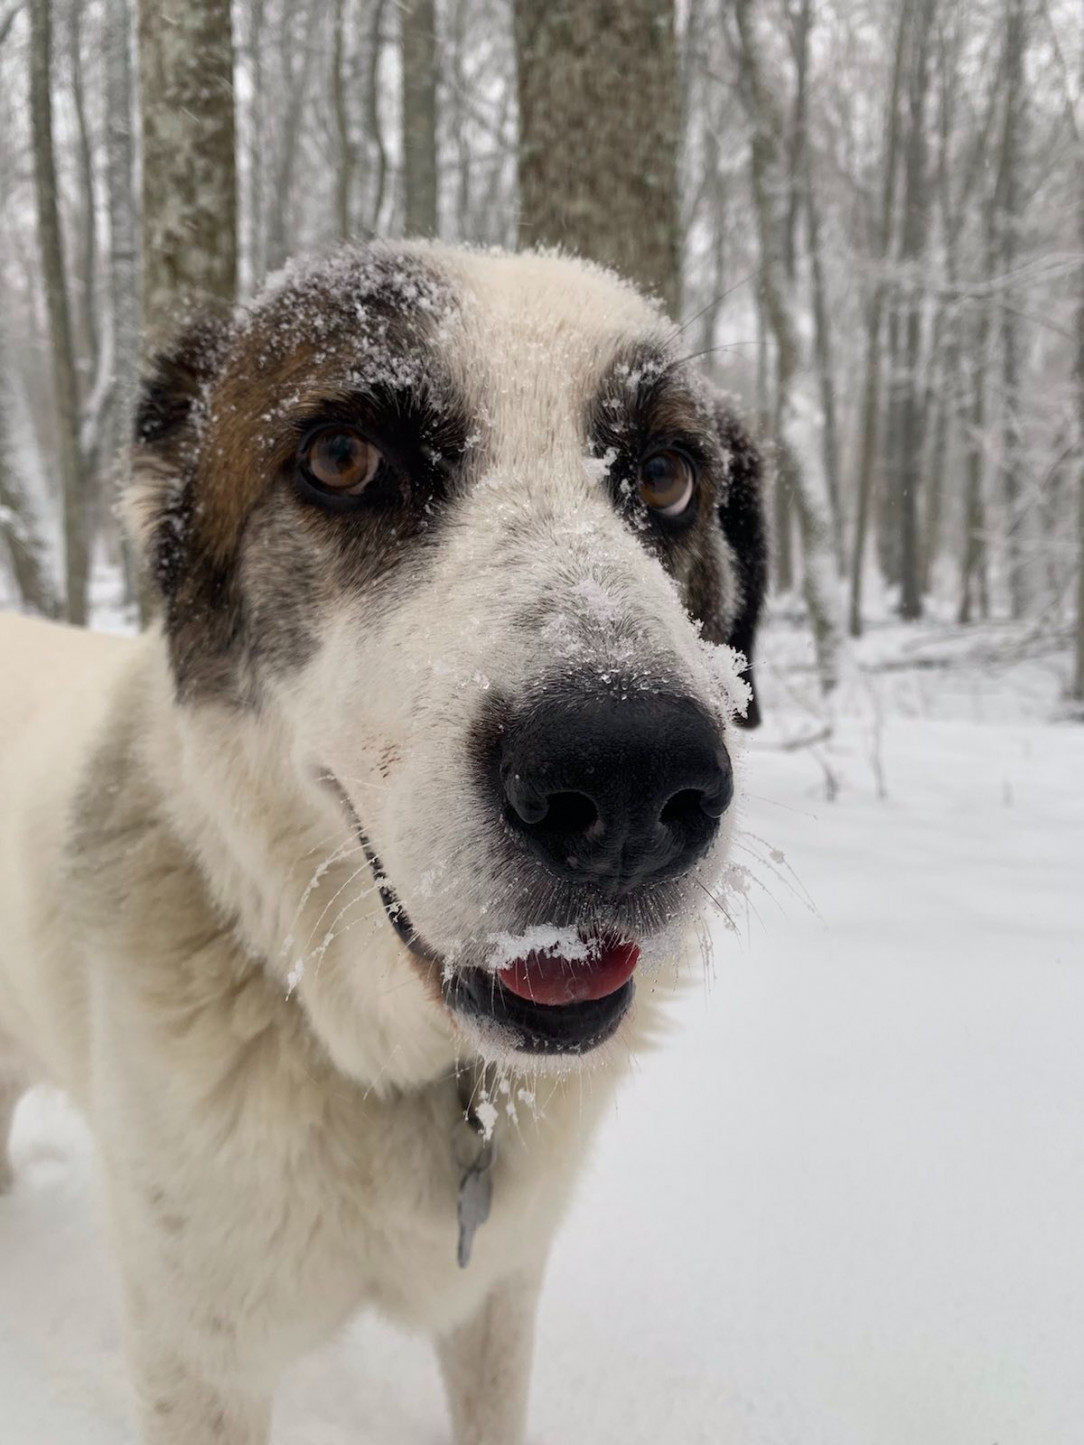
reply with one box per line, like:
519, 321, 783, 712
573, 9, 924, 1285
128, 243, 766, 1063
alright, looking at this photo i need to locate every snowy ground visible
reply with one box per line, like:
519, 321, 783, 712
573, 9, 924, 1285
2, 615, 1083, 1443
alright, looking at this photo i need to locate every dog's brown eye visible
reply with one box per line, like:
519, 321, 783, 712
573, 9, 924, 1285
302, 428, 383, 495
638, 450, 695, 517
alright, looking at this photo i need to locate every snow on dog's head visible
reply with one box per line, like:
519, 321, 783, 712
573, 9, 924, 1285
126, 242, 766, 1062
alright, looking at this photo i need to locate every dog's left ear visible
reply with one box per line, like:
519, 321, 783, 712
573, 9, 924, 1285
122, 310, 235, 598
694, 396, 768, 729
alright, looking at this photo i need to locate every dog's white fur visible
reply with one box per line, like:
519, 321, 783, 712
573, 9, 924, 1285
0, 246, 748, 1443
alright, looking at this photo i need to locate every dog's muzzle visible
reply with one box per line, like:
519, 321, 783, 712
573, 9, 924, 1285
334, 684, 732, 1055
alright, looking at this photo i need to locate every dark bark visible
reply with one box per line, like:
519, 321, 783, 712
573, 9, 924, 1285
848, 0, 911, 636
401, 0, 438, 237
894, 0, 936, 620
30, 0, 89, 623
997, 0, 1026, 617
332, 0, 355, 240
514, 0, 681, 316
0, 338, 59, 616
139, 0, 238, 350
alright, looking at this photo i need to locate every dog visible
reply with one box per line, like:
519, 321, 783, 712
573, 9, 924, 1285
0, 242, 765, 1444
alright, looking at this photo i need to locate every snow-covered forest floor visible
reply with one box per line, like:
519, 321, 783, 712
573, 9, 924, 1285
2, 606, 1083, 1444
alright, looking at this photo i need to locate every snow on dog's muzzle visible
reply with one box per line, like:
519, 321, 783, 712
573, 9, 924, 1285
444, 935, 640, 1055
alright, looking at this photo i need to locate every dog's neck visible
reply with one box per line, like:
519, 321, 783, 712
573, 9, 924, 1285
138, 632, 461, 1095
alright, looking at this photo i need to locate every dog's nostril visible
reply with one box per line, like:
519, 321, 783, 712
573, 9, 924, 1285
544, 791, 599, 837
659, 788, 708, 831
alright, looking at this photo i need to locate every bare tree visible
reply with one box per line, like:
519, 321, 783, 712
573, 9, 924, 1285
1069, 31, 1084, 701
847, 0, 910, 637
401, 0, 438, 236
796, 0, 843, 571
0, 322, 59, 616
996, 0, 1027, 617
105, 0, 140, 450
514, 0, 681, 315
30, 0, 89, 623
138, 0, 238, 350
892, 0, 936, 620
733, 0, 840, 690
958, 212, 994, 625
68, 0, 100, 380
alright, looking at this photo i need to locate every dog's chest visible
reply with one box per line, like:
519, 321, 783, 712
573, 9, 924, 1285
157, 1056, 593, 1347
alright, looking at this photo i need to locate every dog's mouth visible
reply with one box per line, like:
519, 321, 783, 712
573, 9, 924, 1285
444, 937, 639, 1055
325, 775, 639, 1054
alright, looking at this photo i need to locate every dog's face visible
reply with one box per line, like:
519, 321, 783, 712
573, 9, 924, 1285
130, 243, 765, 1062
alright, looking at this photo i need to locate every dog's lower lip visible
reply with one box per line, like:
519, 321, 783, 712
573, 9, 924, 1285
498, 939, 640, 1005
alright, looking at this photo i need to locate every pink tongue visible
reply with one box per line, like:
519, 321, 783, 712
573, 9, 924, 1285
498, 940, 640, 1006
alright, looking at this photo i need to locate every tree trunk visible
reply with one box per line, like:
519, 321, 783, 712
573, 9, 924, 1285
30, 0, 89, 623
264, 15, 322, 271
332, 0, 355, 240
239, 0, 268, 289
1073, 60, 1084, 702
105, 0, 140, 450
139, 0, 238, 351
0, 328, 59, 617
893, 0, 936, 620
104, 0, 141, 601
734, 0, 840, 691
958, 302, 989, 624
848, 0, 911, 636
364, 0, 390, 234
68, 0, 100, 379
401, 0, 438, 237
997, 0, 1026, 617
958, 202, 996, 626
919, 307, 952, 592
804, 124, 843, 571
514, 0, 681, 316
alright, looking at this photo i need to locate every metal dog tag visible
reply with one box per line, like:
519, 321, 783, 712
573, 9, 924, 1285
456, 1151, 493, 1269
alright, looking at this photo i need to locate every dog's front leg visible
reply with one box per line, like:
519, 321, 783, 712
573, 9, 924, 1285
118, 1270, 271, 1445
436, 1267, 544, 1445
125, 1338, 272, 1445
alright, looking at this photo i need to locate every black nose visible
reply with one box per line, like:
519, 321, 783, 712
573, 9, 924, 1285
498, 692, 731, 894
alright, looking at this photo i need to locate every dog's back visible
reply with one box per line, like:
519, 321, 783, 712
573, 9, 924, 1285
0, 614, 135, 1084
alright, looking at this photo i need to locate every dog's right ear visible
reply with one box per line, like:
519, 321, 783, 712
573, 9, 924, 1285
123, 312, 235, 597
711, 399, 769, 729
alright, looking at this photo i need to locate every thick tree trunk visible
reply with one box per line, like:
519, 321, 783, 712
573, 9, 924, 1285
139, 0, 238, 351
848, 0, 911, 636
514, 0, 681, 316
30, 0, 89, 623
401, 0, 438, 237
